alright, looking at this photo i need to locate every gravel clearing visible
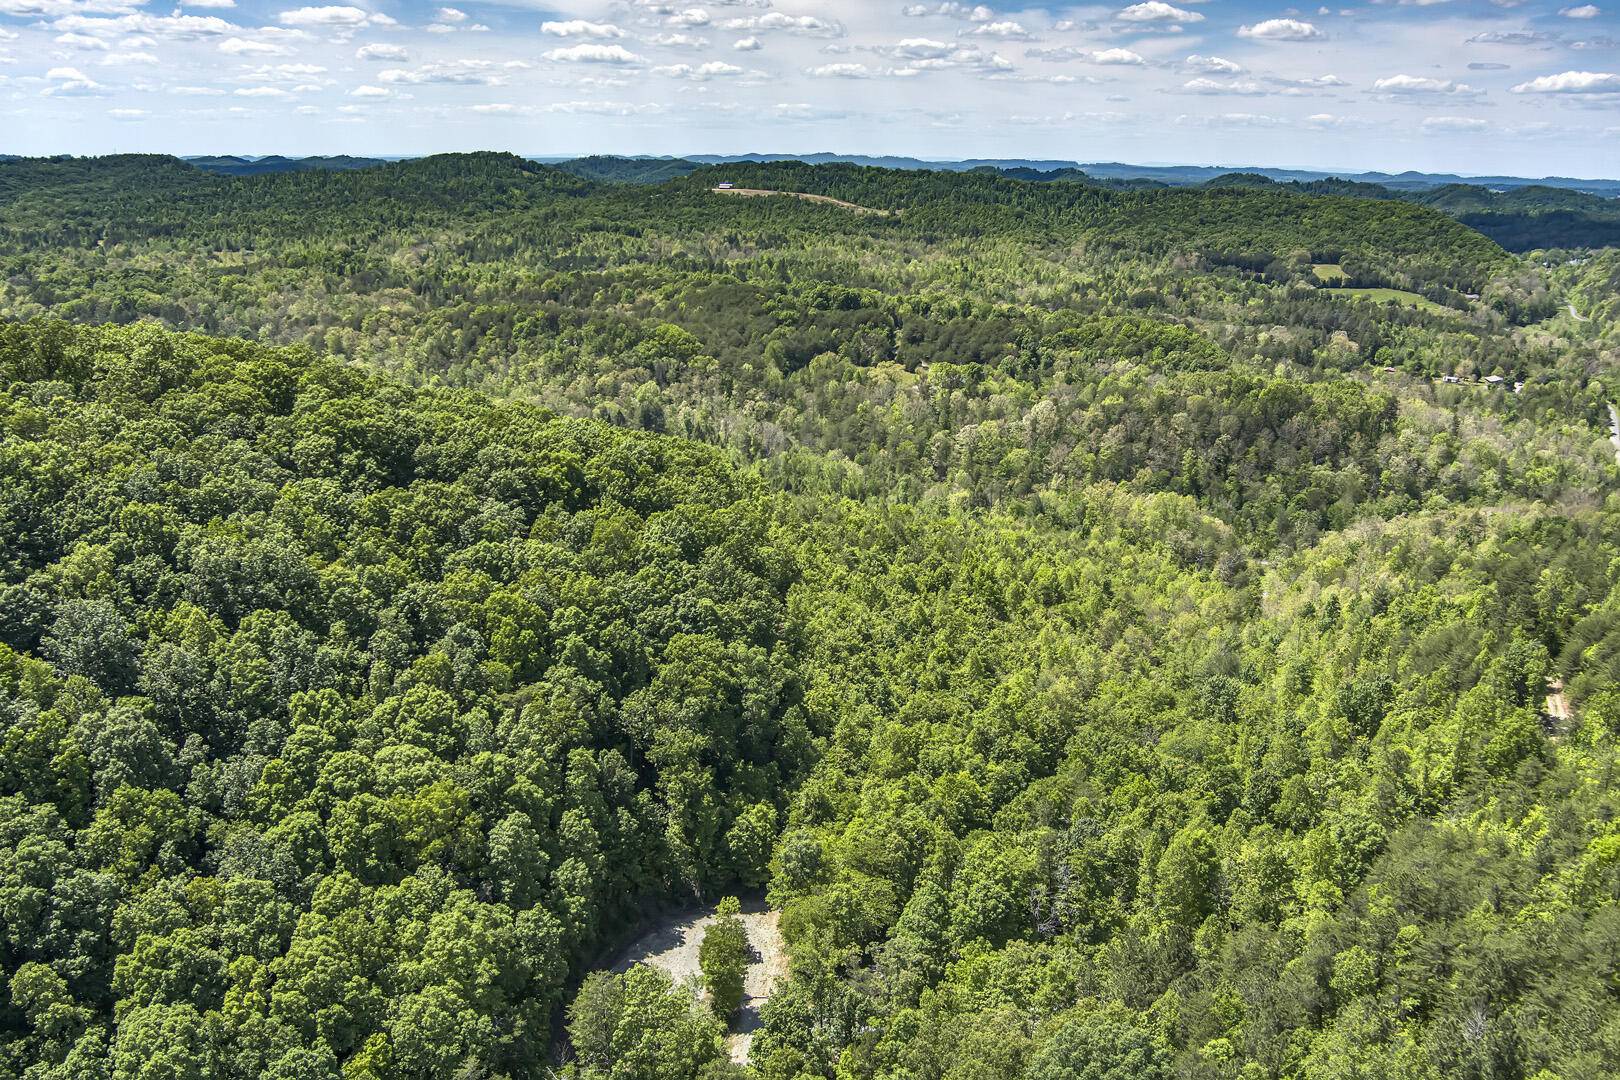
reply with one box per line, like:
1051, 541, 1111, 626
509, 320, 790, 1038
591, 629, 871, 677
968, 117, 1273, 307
610, 898, 788, 1065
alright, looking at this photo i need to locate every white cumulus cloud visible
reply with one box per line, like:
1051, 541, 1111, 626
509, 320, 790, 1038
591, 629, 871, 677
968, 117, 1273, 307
963, 20, 1033, 39
543, 43, 643, 64
277, 5, 382, 28
1185, 54, 1243, 73
1184, 77, 1269, 94
56, 31, 109, 48
220, 36, 291, 55
540, 19, 623, 38
1237, 18, 1324, 40
379, 59, 524, 84
1372, 73, 1478, 95
43, 64, 105, 94
655, 60, 748, 79
1510, 69, 1620, 92
805, 61, 871, 77
721, 12, 844, 37
53, 12, 235, 39
903, 2, 994, 17
1304, 112, 1371, 128
1116, 2, 1203, 22
667, 7, 709, 28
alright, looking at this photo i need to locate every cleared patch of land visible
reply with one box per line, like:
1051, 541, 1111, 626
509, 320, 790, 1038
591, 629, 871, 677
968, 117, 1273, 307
1311, 262, 1347, 284
1331, 287, 1453, 315
611, 899, 788, 1066
712, 187, 893, 216
1312, 264, 1454, 315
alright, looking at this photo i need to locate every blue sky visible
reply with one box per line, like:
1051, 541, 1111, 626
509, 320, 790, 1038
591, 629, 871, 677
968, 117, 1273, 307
3, 0, 1618, 176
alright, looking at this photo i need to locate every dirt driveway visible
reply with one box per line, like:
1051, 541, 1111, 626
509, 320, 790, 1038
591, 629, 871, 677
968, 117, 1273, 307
610, 897, 788, 1065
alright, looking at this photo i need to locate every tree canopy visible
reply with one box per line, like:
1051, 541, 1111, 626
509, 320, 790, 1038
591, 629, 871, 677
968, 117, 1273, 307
1, 154, 1617, 1080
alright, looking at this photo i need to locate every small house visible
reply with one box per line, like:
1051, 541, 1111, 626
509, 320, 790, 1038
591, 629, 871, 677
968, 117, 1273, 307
717, 182, 735, 190
1483, 375, 1505, 386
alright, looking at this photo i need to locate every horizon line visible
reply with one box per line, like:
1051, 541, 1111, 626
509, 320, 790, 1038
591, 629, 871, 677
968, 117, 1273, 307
11, 149, 1620, 187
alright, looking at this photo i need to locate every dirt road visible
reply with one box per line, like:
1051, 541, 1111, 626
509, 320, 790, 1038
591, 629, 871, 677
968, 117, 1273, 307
712, 187, 893, 216
1544, 677, 1574, 738
1545, 678, 1571, 722
610, 899, 788, 1065
1569, 301, 1589, 323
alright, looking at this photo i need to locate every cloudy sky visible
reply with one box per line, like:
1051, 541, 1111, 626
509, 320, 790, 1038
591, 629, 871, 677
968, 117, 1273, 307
3, 0, 1618, 176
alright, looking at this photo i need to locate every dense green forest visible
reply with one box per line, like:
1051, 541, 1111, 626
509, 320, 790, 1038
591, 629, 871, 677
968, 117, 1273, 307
1379, 185, 1620, 254
959, 164, 1620, 253
549, 157, 705, 186
185, 157, 390, 178
1, 154, 1618, 1080
16, 151, 1615, 253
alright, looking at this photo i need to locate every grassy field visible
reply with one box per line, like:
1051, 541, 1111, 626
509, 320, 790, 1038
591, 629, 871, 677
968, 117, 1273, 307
1309, 263, 1452, 314
1332, 287, 1453, 314
1312, 262, 1347, 283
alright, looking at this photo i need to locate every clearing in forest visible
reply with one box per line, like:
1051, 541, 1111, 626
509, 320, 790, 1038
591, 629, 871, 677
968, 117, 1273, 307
1312, 264, 1454, 315
1312, 262, 1348, 284
610, 899, 788, 1065
712, 186, 893, 216
1544, 678, 1574, 738
1331, 287, 1453, 315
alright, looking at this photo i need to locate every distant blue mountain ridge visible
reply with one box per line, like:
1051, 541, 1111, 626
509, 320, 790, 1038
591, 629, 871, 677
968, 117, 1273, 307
171, 152, 1620, 195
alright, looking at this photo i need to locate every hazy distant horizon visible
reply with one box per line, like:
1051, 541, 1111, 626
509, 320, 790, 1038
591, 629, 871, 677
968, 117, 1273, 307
4, 0, 1617, 177
41, 148, 1613, 186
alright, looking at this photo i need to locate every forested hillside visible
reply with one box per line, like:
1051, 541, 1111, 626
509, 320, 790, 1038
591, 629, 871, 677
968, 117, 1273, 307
0, 153, 1508, 283
820, 162, 1620, 253
550, 157, 704, 185
1, 154, 1618, 1080
682, 162, 1506, 282
0, 320, 806, 1078
186, 157, 389, 178
1150, 172, 1620, 253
